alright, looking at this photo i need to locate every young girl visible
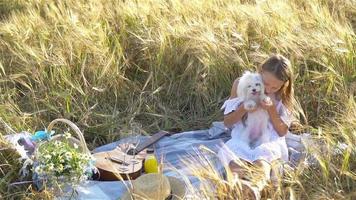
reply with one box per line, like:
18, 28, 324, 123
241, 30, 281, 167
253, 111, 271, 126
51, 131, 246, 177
218, 54, 295, 198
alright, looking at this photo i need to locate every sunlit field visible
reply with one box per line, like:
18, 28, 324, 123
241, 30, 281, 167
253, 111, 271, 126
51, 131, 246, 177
0, 0, 355, 199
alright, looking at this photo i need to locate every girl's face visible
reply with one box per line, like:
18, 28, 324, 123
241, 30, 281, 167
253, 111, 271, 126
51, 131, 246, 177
261, 70, 285, 95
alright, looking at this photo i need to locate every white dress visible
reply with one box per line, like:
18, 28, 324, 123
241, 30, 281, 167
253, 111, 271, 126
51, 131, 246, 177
218, 96, 292, 165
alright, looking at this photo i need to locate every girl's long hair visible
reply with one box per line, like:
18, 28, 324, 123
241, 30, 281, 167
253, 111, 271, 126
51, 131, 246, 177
260, 54, 306, 123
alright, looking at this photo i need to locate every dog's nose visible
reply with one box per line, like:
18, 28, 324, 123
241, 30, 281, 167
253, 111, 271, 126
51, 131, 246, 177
252, 89, 256, 92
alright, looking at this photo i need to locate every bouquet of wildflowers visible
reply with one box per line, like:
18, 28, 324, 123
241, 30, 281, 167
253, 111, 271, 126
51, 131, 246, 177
32, 119, 95, 193
34, 132, 94, 188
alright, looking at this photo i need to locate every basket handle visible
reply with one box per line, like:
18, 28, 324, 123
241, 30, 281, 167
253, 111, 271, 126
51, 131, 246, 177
47, 119, 90, 155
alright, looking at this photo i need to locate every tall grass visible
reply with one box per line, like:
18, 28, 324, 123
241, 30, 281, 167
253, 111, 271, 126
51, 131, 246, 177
0, 0, 355, 199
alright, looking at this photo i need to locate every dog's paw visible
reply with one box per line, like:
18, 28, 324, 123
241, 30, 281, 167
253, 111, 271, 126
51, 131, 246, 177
244, 100, 256, 111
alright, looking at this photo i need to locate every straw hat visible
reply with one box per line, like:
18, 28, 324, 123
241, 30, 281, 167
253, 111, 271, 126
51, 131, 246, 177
121, 173, 186, 200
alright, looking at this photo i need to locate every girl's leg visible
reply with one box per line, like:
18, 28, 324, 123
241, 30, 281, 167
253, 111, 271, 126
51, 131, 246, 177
252, 159, 271, 191
238, 159, 271, 200
229, 160, 261, 200
229, 159, 271, 183
228, 159, 272, 200
228, 160, 253, 179
270, 159, 283, 187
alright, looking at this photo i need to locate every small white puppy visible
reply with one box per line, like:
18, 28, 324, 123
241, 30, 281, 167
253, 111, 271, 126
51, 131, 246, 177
237, 71, 272, 148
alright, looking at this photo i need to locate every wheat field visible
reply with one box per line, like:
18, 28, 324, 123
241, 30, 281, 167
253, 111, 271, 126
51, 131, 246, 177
0, 0, 355, 199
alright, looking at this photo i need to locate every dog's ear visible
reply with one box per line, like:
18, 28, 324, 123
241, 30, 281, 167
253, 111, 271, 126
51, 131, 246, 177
243, 70, 252, 76
237, 71, 251, 98
237, 86, 248, 99
254, 74, 262, 82
236, 79, 244, 98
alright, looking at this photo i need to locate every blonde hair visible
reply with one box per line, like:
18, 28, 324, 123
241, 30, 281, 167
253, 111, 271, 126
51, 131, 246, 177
260, 54, 294, 112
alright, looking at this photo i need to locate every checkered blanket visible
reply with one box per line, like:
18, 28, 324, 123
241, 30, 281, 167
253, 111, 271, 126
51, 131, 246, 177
74, 121, 309, 200
4, 121, 311, 199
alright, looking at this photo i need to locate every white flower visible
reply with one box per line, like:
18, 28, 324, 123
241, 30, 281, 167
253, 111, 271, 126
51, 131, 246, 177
54, 140, 61, 146
35, 166, 43, 174
64, 132, 71, 139
48, 163, 54, 171
73, 143, 79, 149
44, 154, 52, 160
56, 164, 64, 173
65, 152, 72, 159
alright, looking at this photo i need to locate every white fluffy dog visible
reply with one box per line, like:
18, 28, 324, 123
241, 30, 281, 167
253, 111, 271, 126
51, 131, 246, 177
237, 71, 272, 148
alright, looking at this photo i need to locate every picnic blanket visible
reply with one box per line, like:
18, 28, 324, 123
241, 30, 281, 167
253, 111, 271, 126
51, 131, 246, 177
5, 121, 312, 199
74, 121, 310, 200
5, 122, 348, 200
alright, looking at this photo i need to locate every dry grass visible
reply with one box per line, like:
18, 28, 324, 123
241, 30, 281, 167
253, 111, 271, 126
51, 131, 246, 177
0, 0, 355, 199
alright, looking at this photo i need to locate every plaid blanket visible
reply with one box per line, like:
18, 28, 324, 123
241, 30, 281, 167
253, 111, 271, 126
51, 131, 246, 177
75, 121, 309, 200
4, 121, 310, 199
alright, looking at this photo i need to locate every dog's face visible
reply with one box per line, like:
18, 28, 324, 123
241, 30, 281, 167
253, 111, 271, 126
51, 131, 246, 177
237, 71, 265, 98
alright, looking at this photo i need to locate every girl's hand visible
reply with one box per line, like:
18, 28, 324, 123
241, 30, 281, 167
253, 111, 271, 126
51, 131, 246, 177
260, 97, 274, 112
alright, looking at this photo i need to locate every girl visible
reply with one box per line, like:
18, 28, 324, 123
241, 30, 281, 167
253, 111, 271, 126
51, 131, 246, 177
218, 54, 295, 199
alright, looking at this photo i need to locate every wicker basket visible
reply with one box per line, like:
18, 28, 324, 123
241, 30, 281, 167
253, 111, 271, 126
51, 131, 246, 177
34, 118, 90, 158
32, 118, 92, 193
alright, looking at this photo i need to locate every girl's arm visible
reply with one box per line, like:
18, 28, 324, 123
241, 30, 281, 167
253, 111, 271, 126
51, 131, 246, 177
224, 104, 247, 128
268, 107, 288, 136
261, 101, 288, 136
223, 78, 255, 128
228, 78, 239, 99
